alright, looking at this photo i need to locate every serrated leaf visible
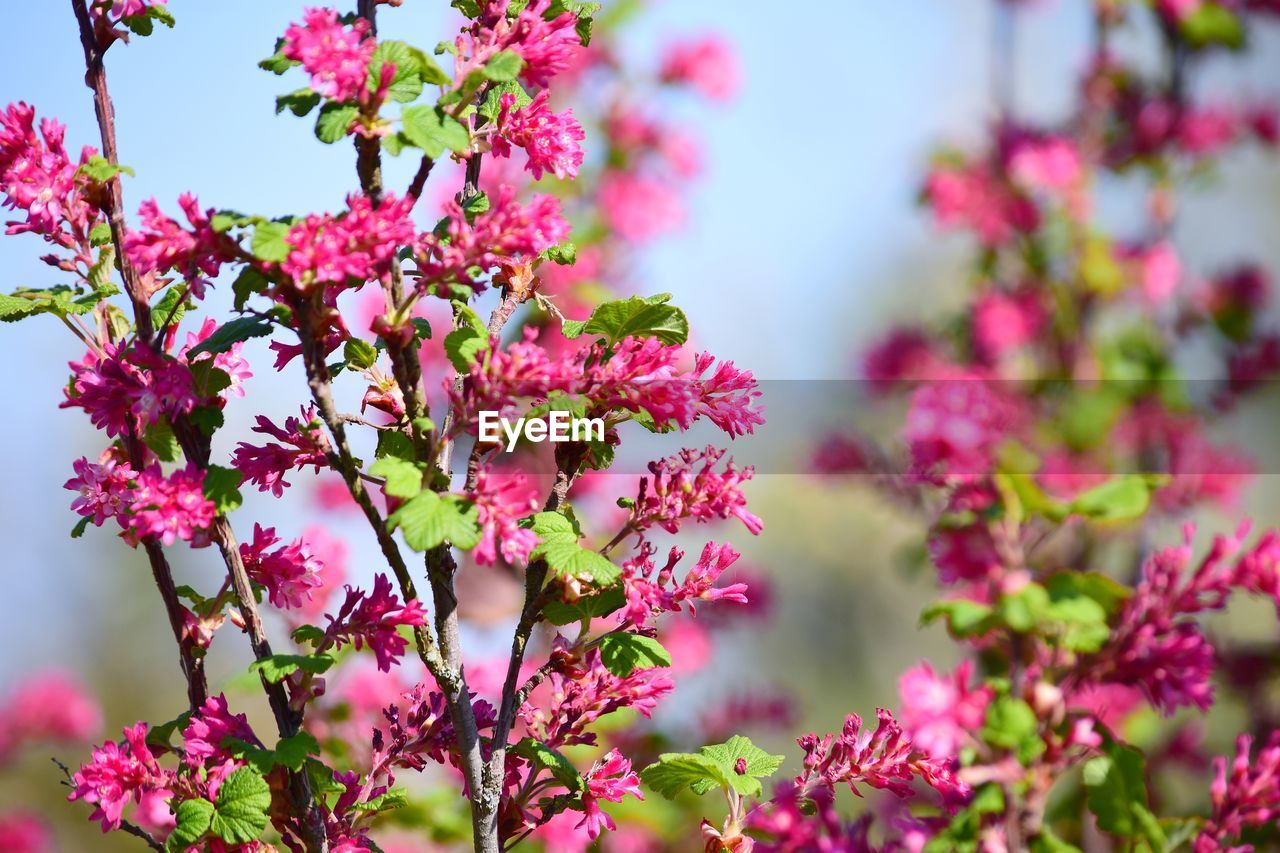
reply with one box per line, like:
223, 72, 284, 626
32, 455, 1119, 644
1069, 475, 1154, 523
143, 418, 181, 463
167, 798, 214, 851
641, 752, 730, 799
276, 88, 322, 117
368, 40, 427, 102
561, 293, 688, 346
479, 81, 532, 122
1083, 743, 1159, 846
274, 732, 320, 771
536, 540, 620, 585
920, 599, 996, 637
315, 102, 358, 143
343, 338, 379, 370
443, 305, 490, 371
483, 49, 524, 81
388, 491, 481, 551
401, 106, 470, 158
249, 653, 335, 684
203, 465, 244, 515
77, 155, 135, 183
186, 316, 273, 359
209, 767, 271, 844
515, 738, 583, 790
597, 633, 671, 677
543, 587, 625, 625
251, 221, 293, 263
370, 456, 424, 499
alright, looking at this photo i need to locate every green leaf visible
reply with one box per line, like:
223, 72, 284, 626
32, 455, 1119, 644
535, 540, 621, 585
1069, 475, 1155, 523
203, 465, 244, 516
153, 285, 189, 329
479, 81, 532, 122
1083, 743, 1162, 848
1180, 2, 1244, 49
698, 735, 785, 797
368, 40, 428, 102
388, 491, 481, 551
351, 787, 410, 813
370, 456, 425, 499
186, 316, 274, 359
167, 798, 214, 851
274, 732, 321, 771
981, 696, 1043, 763
560, 293, 688, 346
920, 599, 996, 638
401, 106, 470, 158
232, 267, 270, 311
249, 653, 336, 684
376, 429, 417, 461
443, 305, 490, 371
483, 49, 525, 81
461, 190, 490, 221
305, 758, 348, 796
344, 338, 379, 370
189, 362, 233, 399
209, 767, 271, 845
146, 711, 193, 750
122, 5, 176, 37
77, 154, 135, 183
543, 587, 625, 625
260, 41, 300, 75
641, 752, 730, 799
547, 0, 601, 45
544, 242, 577, 265
70, 516, 92, 539
315, 102, 359, 143
291, 624, 326, 646
144, 418, 181, 463
597, 633, 671, 677
89, 222, 113, 246
251, 221, 293, 263
997, 583, 1051, 633
515, 738, 583, 791
276, 89, 322, 117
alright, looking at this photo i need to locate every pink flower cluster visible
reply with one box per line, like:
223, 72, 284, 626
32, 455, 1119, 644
327, 575, 429, 671
468, 467, 539, 566
240, 523, 325, 609
463, 0, 582, 89
282, 193, 415, 290
415, 185, 569, 290
630, 446, 762, 537
64, 454, 136, 528
232, 405, 331, 496
182, 694, 260, 766
897, 661, 991, 759
1197, 731, 1280, 852
793, 708, 969, 805
0, 102, 99, 249
124, 194, 236, 295
126, 464, 216, 546
621, 541, 749, 628
281, 7, 375, 103
904, 377, 1017, 485
597, 170, 684, 244
68, 723, 166, 832
659, 35, 741, 101
578, 750, 644, 839
493, 90, 586, 181
0, 671, 101, 761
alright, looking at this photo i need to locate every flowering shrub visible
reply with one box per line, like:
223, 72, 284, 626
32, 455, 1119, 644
6, 0, 1280, 851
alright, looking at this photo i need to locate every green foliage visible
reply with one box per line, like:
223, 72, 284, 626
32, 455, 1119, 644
276, 89, 322, 117
315, 102, 359, 143
642, 735, 784, 799
561, 293, 689, 347
528, 511, 620, 584
388, 491, 481, 551
208, 767, 272, 844
77, 155, 135, 183
251, 221, 293, 263
0, 282, 119, 324
543, 587, 625, 625
920, 599, 997, 638
1083, 743, 1164, 849
597, 633, 671, 676
274, 732, 321, 771
122, 4, 176, 37
479, 81, 532, 122
1180, 2, 1245, 49
515, 738, 583, 790
482, 50, 525, 82
443, 304, 491, 371
981, 695, 1044, 764
166, 798, 214, 851
370, 455, 425, 499
249, 653, 336, 684
203, 466, 244, 516
401, 106, 470, 158
143, 418, 181, 463
343, 338, 379, 370
186, 316, 274, 359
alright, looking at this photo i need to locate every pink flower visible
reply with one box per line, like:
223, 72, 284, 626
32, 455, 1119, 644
469, 468, 539, 566
795, 708, 969, 807
125, 194, 236, 293
232, 405, 331, 496
0, 102, 100, 247
630, 446, 762, 537
328, 575, 428, 671
1178, 106, 1238, 156
598, 171, 683, 243
621, 541, 748, 628
660, 35, 741, 101
904, 377, 1015, 485
295, 525, 349, 621
689, 352, 765, 438
64, 455, 136, 528
924, 160, 1038, 246
1134, 241, 1182, 304
0, 812, 50, 853
897, 661, 990, 759
69, 723, 171, 832
1196, 731, 1280, 852
182, 694, 260, 766
62, 342, 200, 438
578, 749, 644, 839
126, 464, 216, 546
240, 523, 325, 609
1008, 136, 1083, 192
281, 7, 374, 103
465, 0, 582, 88
971, 289, 1044, 362
862, 328, 941, 391
0, 671, 102, 760
180, 317, 253, 397
928, 520, 1002, 585
282, 193, 415, 290
493, 90, 586, 181
91, 0, 167, 25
